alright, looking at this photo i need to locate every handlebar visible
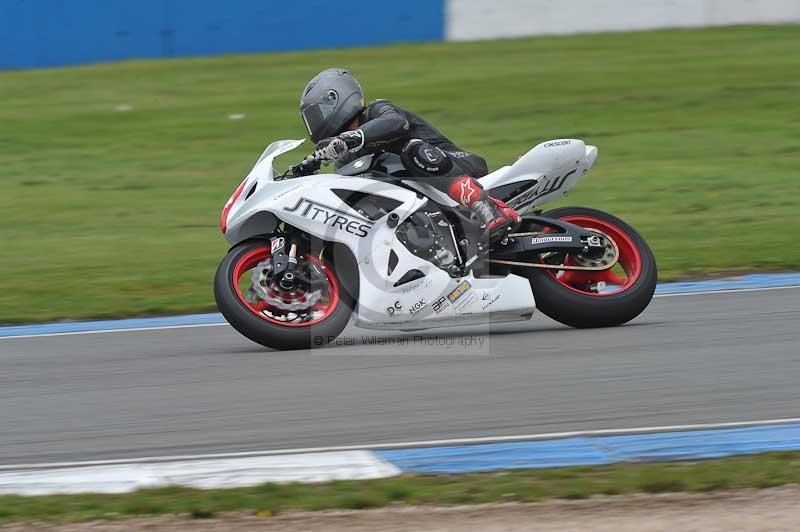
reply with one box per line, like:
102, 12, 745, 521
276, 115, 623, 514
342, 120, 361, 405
288, 157, 322, 178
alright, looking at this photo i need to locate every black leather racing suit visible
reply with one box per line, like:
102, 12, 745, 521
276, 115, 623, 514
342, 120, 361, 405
335, 100, 489, 190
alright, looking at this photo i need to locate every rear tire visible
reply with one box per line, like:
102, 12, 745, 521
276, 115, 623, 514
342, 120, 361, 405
214, 240, 353, 350
527, 207, 657, 328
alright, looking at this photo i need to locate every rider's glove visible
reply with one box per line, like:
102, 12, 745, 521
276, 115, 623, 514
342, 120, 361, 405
313, 130, 365, 162
313, 137, 348, 162
338, 130, 365, 152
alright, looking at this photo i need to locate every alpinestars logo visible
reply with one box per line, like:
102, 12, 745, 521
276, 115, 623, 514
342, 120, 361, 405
459, 180, 477, 206
284, 197, 373, 238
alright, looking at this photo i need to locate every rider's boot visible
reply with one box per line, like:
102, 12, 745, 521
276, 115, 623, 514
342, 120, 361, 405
448, 175, 521, 244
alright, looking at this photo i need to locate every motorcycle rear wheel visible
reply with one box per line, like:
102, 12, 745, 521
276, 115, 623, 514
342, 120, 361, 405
526, 207, 657, 328
214, 240, 353, 350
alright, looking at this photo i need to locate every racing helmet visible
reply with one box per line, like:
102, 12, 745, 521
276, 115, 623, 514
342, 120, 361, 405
300, 68, 365, 144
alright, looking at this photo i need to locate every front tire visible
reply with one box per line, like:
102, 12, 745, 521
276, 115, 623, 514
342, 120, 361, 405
527, 207, 657, 328
214, 240, 353, 350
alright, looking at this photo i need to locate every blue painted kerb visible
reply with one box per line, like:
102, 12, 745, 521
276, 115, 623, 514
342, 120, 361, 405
654, 273, 800, 295
376, 423, 800, 473
1, 273, 798, 338
0, 313, 223, 337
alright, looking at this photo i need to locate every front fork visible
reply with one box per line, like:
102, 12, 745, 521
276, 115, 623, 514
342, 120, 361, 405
269, 236, 299, 290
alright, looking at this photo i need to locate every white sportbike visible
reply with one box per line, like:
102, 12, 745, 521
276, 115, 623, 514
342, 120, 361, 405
215, 139, 657, 350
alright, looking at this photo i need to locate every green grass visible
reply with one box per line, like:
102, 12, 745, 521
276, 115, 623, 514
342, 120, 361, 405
1, 25, 799, 323
1, 452, 799, 523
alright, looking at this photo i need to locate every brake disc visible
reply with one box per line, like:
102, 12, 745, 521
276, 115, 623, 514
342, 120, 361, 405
248, 259, 322, 312
571, 229, 619, 269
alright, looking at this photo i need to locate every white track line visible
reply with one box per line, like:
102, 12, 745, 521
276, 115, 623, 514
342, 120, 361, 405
1, 284, 799, 341
0, 322, 228, 340
4, 417, 800, 471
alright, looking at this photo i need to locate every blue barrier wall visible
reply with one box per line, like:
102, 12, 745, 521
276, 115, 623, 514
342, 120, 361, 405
0, 0, 445, 70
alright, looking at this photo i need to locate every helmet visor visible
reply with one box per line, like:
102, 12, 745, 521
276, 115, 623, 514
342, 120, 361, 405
301, 100, 337, 140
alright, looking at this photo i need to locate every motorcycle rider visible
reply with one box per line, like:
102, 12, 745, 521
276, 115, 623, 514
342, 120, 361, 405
300, 68, 520, 243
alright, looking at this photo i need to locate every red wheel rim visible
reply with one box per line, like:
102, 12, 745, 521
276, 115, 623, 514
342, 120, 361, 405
232, 247, 340, 327
545, 215, 643, 297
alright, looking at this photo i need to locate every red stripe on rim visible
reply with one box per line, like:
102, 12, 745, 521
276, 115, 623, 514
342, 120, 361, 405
232, 247, 340, 327
546, 215, 643, 297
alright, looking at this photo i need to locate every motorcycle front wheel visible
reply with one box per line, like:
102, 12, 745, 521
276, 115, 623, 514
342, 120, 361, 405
214, 240, 353, 350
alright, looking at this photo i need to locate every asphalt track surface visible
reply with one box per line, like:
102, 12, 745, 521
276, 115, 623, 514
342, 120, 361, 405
1, 288, 798, 466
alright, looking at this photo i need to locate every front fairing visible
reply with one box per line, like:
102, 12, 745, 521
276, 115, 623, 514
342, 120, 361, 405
247, 138, 306, 183
223, 139, 426, 249
221, 139, 305, 239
